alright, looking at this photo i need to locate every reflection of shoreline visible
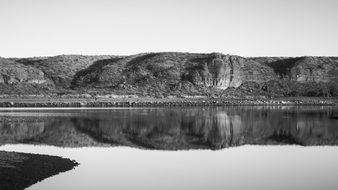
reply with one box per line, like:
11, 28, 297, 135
0, 107, 338, 149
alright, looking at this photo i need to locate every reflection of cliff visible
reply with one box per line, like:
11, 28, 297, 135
1, 107, 338, 149
0, 116, 104, 147
71, 107, 338, 149
0, 117, 45, 144
294, 116, 338, 145
238, 107, 338, 145
69, 109, 245, 149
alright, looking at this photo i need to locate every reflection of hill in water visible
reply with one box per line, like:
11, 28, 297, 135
1, 107, 338, 149
0, 116, 105, 147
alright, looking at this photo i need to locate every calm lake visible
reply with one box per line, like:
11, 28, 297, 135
1, 106, 338, 189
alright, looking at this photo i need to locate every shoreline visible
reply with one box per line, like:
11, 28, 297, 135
0, 97, 337, 107
0, 151, 78, 190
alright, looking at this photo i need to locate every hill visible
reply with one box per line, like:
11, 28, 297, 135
15, 55, 118, 89
1, 53, 338, 97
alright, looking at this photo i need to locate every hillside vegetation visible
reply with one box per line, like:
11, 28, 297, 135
1, 53, 338, 97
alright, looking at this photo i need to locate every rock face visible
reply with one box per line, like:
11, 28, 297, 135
0, 58, 48, 85
0, 58, 54, 94
252, 56, 338, 82
183, 53, 276, 89
0, 53, 337, 97
250, 56, 338, 96
290, 57, 338, 82
72, 52, 277, 96
16, 55, 118, 89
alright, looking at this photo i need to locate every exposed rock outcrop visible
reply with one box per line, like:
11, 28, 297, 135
0, 53, 337, 97
16, 55, 118, 89
183, 53, 276, 89
0, 58, 54, 94
290, 57, 338, 82
250, 56, 338, 96
0, 58, 49, 85
252, 56, 338, 82
72, 52, 277, 96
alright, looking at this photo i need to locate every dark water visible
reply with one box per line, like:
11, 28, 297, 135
1, 106, 338, 149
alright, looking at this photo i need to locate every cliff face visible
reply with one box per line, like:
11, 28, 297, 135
252, 56, 338, 82
0, 53, 337, 97
0, 58, 54, 94
15, 55, 117, 89
249, 56, 338, 97
183, 53, 276, 89
72, 52, 276, 96
290, 57, 338, 82
0, 59, 49, 85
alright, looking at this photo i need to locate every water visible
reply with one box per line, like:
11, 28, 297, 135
1, 106, 338, 189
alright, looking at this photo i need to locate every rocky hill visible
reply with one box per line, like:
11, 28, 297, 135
0, 58, 53, 95
15, 55, 118, 89
1, 53, 338, 97
71, 52, 276, 97
251, 56, 338, 96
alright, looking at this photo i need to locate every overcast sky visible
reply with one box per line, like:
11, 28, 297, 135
0, 0, 337, 57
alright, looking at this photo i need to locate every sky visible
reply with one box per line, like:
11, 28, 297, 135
0, 0, 337, 57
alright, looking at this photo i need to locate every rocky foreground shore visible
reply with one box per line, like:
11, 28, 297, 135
0, 151, 78, 190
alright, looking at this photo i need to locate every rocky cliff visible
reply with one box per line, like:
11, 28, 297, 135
15, 55, 118, 89
251, 56, 338, 96
0, 58, 53, 94
71, 52, 276, 96
252, 56, 338, 82
0, 53, 337, 97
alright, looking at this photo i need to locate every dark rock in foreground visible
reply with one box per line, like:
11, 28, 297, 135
0, 151, 78, 190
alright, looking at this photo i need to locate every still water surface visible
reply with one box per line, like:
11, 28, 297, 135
1, 106, 338, 189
